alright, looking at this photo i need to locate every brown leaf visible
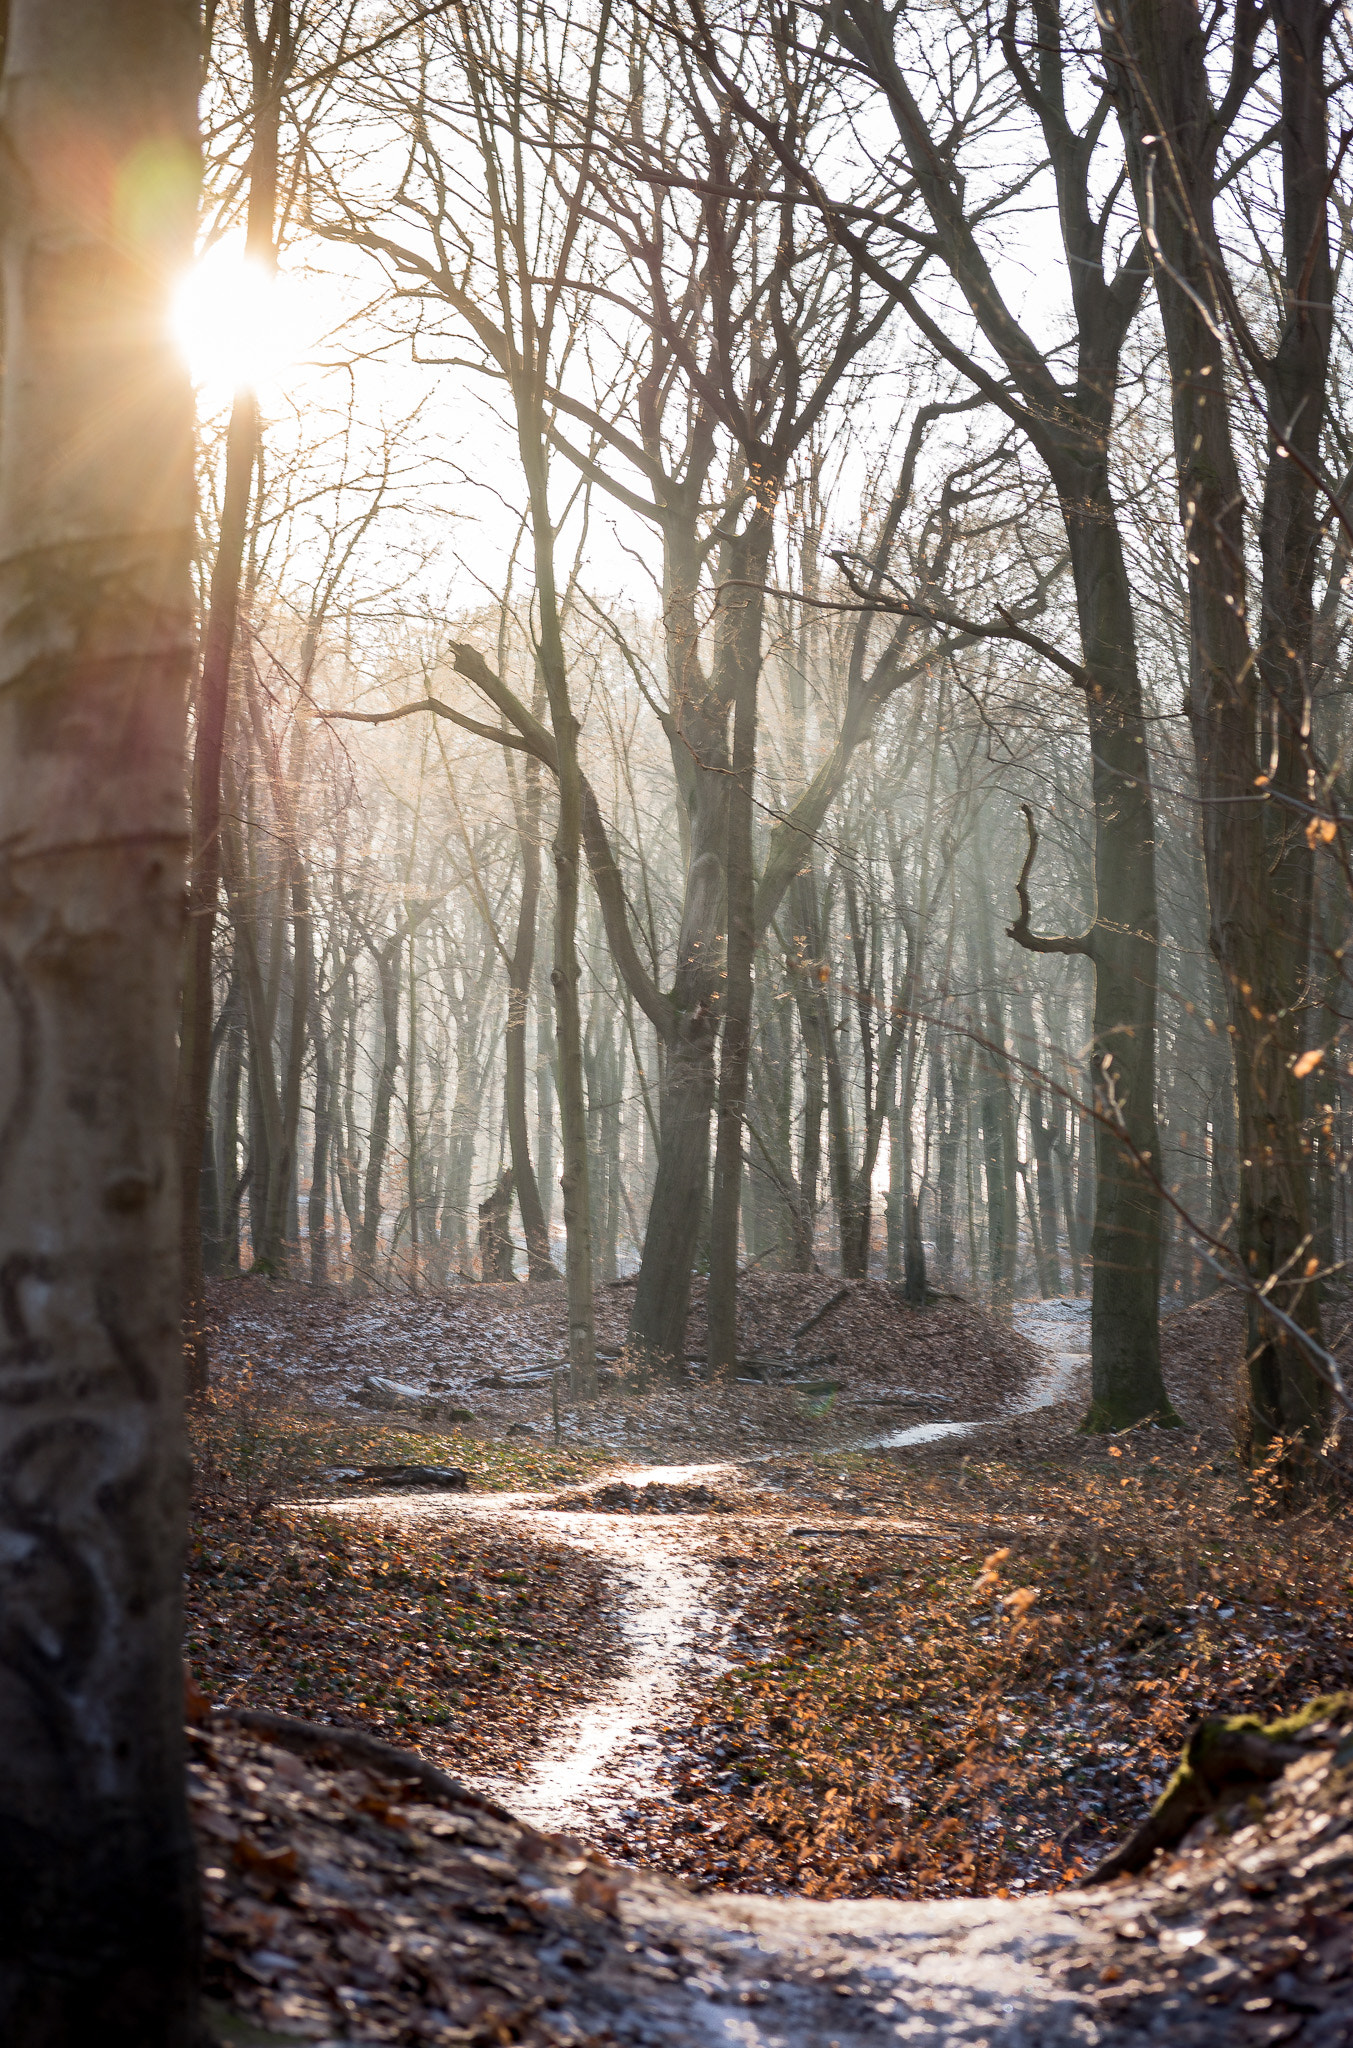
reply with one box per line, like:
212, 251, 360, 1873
233, 1833, 301, 1888
572, 1866, 620, 1917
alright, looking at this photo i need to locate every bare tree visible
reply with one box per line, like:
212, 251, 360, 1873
1109, 0, 1336, 1460
180, 0, 299, 1388
694, 0, 1178, 1422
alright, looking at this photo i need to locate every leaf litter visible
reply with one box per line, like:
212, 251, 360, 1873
188, 1275, 1353, 2042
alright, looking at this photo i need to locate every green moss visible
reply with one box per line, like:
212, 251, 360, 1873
1079, 1399, 1183, 1435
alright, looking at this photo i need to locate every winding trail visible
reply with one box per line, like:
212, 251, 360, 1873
498, 1296, 1090, 1826
316, 1296, 1090, 1835
303, 1299, 1241, 2044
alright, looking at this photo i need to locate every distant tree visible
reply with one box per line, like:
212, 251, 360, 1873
0, 3, 204, 2041
180, 0, 298, 1388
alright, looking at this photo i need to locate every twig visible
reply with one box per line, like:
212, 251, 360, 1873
791, 1284, 851, 1346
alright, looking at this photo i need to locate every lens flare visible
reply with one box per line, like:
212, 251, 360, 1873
170, 243, 307, 396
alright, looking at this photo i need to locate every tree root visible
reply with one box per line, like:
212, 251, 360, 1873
212, 1706, 522, 1827
1082, 1693, 1352, 1886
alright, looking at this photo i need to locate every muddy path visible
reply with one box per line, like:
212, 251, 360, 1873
308, 1296, 1090, 1836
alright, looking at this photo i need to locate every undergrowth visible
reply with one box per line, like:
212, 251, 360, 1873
189, 1372, 614, 1512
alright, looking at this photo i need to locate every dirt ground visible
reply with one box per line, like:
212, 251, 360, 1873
190, 1274, 1353, 2045
198, 1699, 1353, 2048
201, 1269, 1037, 1459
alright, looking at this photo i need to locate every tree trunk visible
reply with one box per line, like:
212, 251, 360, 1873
478, 1169, 516, 1281
885, 1093, 904, 1284
1033, 1100, 1061, 1290
903, 1191, 928, 1305
536, 943, 556, 1250
790, 867, 827, 1271
353, 935, 402, 1288
708, 524, 769, 1374
933, 1036, 964, 1285
522, 449, 595, 1396
178, 390, 255, 1384
177, 0, 292, 1392
307, 935, 333, 1288
1056, 1119, 1083, 1297
505, 744, 558, 1281
628, 825, 725, 1365
262, 862, 308, 1274
972, 905, 1018, 1313
0, 3, 204, 2037
1115, 0, 1329, 1456
216, 979, 246, 1275
830, 0, 1170, 1424
1066, 504, 1174, 1424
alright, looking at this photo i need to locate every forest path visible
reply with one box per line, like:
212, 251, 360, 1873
312, 1296, 1090, 1833
296, 1301, 1227, 2045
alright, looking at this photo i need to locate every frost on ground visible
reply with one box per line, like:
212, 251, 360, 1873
193, 1276, 1353, 2046
202, 1270, 1035, 1460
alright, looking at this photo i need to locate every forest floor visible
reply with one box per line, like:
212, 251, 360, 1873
189, 1274, 1353, 2045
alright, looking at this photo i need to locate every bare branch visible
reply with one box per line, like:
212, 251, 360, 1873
1007, 803, 1096, 959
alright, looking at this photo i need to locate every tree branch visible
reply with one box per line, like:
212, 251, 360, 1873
828, 552, 1091, 690
322, 696, 541, 756
1008, 803, 1096, 958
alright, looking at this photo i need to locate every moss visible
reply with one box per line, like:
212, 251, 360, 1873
1079, 1400, 1183, 1435
1084, 1693, 1353, 1886
1252, 1694, 1352, 1742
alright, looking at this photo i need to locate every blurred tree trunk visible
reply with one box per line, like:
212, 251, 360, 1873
709, 521, 771, 1373
307, 920, 333, 1287
353, 932, 402, 1289
216, 976, 246, 1273
536, 941, 557, 1249
974, 884, 1019, 1312
505, 743, 559, 1281
478, 1169, 516, 1281
0, 2, 204, 2038
744, 969, 798, 1269
1012, 977, 1061, 1294
932, 1038, 962, 1285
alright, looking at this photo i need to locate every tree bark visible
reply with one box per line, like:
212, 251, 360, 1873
627, 509, 731, 1367
0, 3, 204, 2038
1114, 0, 1330, 1455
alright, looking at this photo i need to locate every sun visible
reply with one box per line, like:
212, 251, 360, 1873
170, 242, 309, 397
